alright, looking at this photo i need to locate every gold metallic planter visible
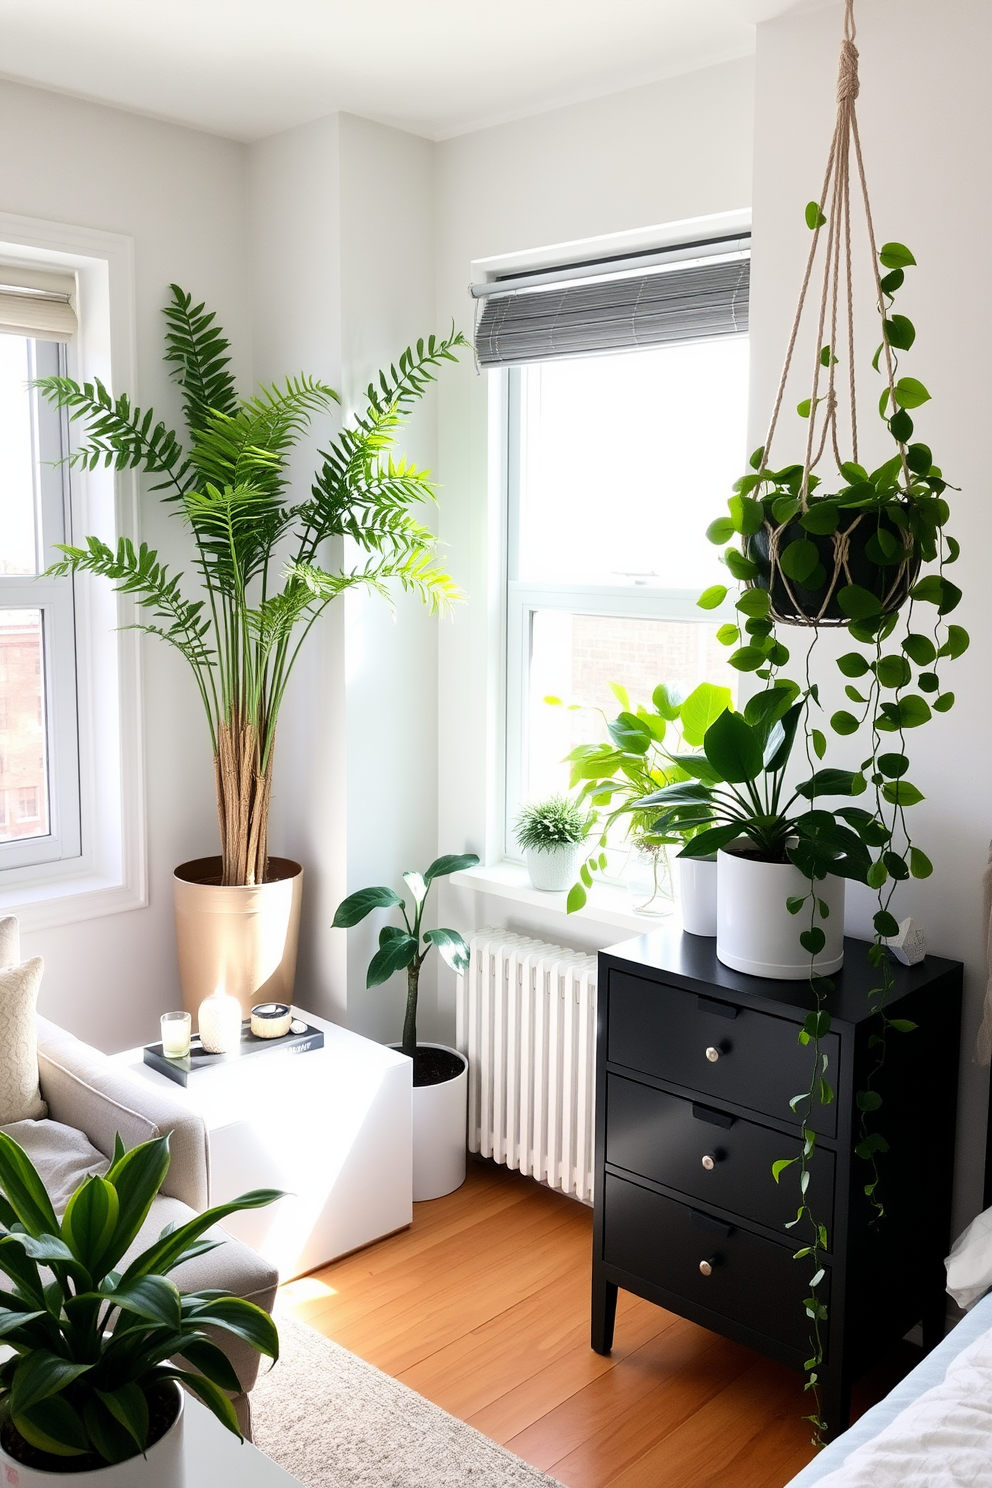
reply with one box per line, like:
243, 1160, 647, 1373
173, 856, 303, 1018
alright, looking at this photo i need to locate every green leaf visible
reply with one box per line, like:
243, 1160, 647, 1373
609, 681, 630, 709
877, 752, 908, 778
779, 539, 820, 583
894, 694, 932, 728
366, 933, 418, 987
62, 1176, 120, 1274
893, 377, 931, 410
786, 896, 806, 915
105, 1274, 182, 1327
910, 574, 962, 615
881, 780, 924, 806
332, 886, 403, 928
772, 1158, 796, 1183
13, 1395, 90, 1458
888, 407, 914, 442
728, 646, 767, 673
805, 202, 827, 229
856, 1089, 882, 1112
879, 242, 916, 269
866, 859, 888, 889
678, 684, 733, 748
879, 268, 905, 295
800, 928, 826, 955
902, 633, 936, 666
423, 853, 480, 883
0, 1132, 60, 1239
799, 502, 840, 535
890, 1019, 918, 1034
716, 624, 740, 647
702, 710, 763, 784
874, 910, 900, 937
909, 847, 934, 879
933, 692, 955, 712
735, 587, 771, 618
937, 625, 969, 659
167, 1369, 242, 1439
729, 495, 765, 535
652, 683, 684, 721
837, 585, 882, 620
697, 585, 729, 611
706, 517, 736, 544
772, 495, 801, 524
874, 654, 912, 689
884, 314, 916, 350
402, 871, 427, 905
811, 729, 826, 760
9, 1351, 92, 1418
830, 711, 859, 736
836, 652, 869, 678
424, 929, 469, 975
566, 883, 587, 913
883, 850, 910, 880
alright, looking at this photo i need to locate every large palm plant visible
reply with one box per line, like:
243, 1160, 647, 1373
38, 287, 466, 885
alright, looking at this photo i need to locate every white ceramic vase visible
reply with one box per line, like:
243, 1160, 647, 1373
716, 845, 845, 979
524, 843, 582, 892
679, 856, 718, 937
0, 1383, 184, 1487
391, 1042, 468, 1202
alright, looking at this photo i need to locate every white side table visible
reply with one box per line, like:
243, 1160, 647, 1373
111, 1008, 412, 1280
186, 1394, 303, 1485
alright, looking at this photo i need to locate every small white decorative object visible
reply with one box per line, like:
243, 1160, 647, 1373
525, 843, 582, 892
197, 990, 244, 1054
679, 857, 718, 937
884, 916, 926, 966
251, 1001, 292, 1039
160, 1010, 191, 1059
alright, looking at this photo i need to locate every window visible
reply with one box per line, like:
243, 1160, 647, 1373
483, 237, 750, 856
0, 329, 80, 869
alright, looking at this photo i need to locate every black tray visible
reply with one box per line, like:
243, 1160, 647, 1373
144, 1018, 324, 1087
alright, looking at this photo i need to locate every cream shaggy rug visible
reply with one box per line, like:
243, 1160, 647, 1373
251, 1314, 564, 1488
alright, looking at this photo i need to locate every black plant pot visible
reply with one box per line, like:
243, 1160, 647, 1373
746, 505, 920, 625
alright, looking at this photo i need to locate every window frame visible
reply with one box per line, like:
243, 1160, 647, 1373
0, 337, 82, 871
502, 350, 740, 861
0, 213, 146, 931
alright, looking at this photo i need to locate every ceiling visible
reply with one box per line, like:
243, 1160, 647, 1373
0, 0, 830, 143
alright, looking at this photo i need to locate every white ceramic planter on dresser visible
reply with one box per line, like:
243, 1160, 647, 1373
716, 846, 845, 978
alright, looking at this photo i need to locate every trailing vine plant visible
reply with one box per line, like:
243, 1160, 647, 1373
685, 0, 969, 1443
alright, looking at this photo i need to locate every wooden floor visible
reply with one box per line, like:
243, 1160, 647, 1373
279, 1158, 919, 1488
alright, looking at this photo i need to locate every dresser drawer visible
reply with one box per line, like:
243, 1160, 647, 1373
607, 972, 839, 1136
605, 1074, 835, 1235
602, 1174, 826, 1356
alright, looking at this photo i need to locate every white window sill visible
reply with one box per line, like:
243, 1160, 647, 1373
449, 861, 682, 937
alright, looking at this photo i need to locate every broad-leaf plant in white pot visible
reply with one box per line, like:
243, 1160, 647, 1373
38, 288, 466, 1018
0, 1128, 280, 1486
332, 854, 479, 1202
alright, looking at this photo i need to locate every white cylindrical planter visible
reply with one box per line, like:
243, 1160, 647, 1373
405, 1043, 468, 1202
717, 846, 845, 979
679, 856, 718, 936
524, 843, 582, 891
0, 1383, 184, 1487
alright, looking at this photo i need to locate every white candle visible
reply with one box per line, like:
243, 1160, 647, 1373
160, 1011, 191, 1060
198, 992, 243, 1055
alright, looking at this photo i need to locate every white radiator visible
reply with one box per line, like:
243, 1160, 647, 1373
456, 929, 598, 1204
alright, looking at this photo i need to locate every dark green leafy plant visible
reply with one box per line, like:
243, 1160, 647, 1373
331, 854, 479, 1060
514, 796, 590, 851
0, 1129, 280, 1470
547, 681, 733, 913
37, 287, 467, 888
695, 217, 967, 1441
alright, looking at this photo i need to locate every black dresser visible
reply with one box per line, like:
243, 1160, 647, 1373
592, 929, 963, 1439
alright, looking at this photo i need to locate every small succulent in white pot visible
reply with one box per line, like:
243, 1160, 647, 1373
515, 797, 590, 892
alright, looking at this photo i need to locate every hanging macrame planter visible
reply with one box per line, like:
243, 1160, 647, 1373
705, 0, 954, 634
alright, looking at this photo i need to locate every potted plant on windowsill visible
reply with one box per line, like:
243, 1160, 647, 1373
514, 796, 590, 891
332, 853, 479, 1202
0, 1128, 280, 1486
37, 288, 466, 1017
642, 683, 870, 977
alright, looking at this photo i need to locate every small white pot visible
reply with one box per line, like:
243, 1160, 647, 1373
524, 843, 583, 892
0, 1383, 184, 1487
717, 845, 845, 979
391, 1043, 468, 1202
679, 856, 718, 937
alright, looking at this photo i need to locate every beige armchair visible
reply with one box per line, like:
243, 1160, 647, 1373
21, 1016, 279, 1435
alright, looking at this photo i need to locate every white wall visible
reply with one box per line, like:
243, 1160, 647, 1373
751, 0, 992, 1233
0, 79, 252, 1050
432, 58, 756, 1026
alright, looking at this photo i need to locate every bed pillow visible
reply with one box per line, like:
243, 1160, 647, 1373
0, 958, 47, 1125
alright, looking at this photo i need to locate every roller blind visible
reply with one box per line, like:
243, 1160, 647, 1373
0, 266, 77, 342
474, 243, 749, 368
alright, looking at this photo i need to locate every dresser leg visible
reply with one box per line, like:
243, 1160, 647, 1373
819, 1365, 851, 1444
591, 1272, 618, 1354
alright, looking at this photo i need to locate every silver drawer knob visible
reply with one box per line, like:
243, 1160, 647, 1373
705, 1045, 721, 1063
699, 1258, 715, 1277
701, 1154, 716, 1171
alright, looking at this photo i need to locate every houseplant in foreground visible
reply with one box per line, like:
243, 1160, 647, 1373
514, 796, 589, 891
332, 853, 479, 1201
38, 288, 466, 1016
0, 1128, 280, 1485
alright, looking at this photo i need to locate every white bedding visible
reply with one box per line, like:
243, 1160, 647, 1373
814, 1324, 992, 1486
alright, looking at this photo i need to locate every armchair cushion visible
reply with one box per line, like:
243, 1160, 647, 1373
0, 959, 46, 1126
0, 1118, 108, 1213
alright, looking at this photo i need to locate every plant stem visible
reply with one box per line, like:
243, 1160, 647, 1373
402, 959, 421, 1060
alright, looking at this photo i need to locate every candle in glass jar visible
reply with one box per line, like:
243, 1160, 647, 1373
160, 1011, 191, 1060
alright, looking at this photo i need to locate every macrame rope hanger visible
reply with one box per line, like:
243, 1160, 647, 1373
754, 0, 914, 626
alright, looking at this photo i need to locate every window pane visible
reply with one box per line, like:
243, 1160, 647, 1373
524, 610, 737, 805
0, 337, 41, 576
0, 610, 50, 843
515, 339, 748, 588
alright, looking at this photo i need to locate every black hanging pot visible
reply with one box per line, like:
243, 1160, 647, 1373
745, 503, 920, 626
